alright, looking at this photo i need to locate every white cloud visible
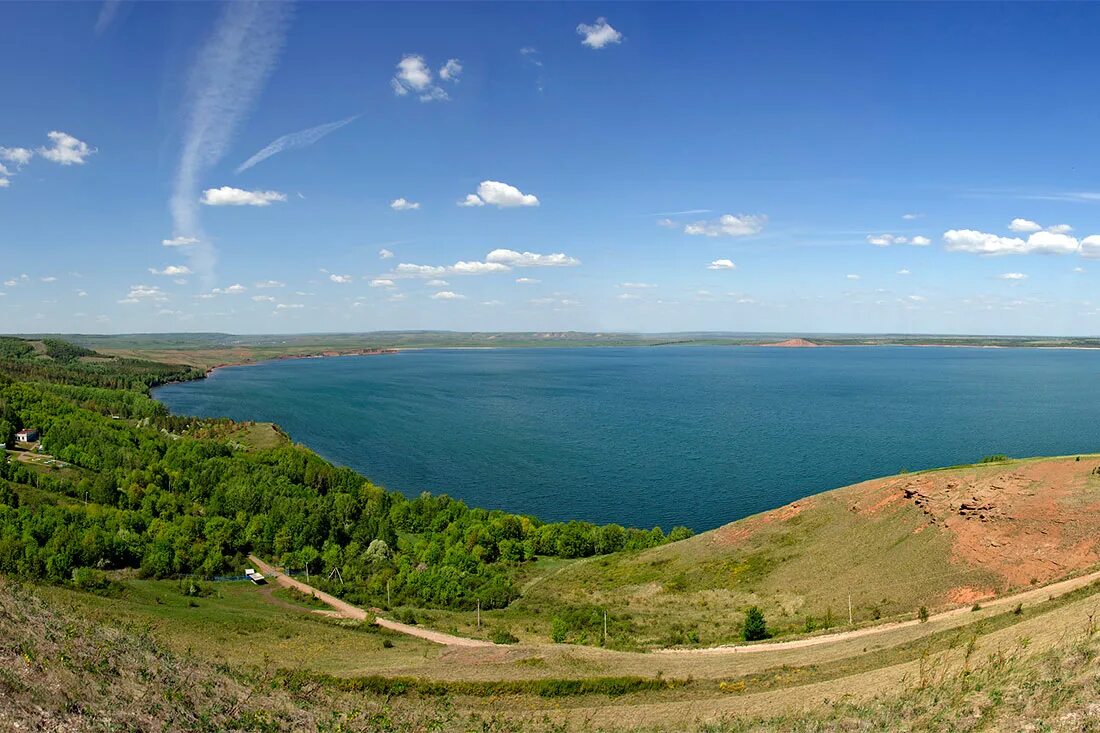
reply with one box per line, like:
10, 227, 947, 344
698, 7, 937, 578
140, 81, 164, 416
379, 248, 394, 259
618, 292, 641, 301
942, 228, 1082, 255
452, 261, 511, 274
1047, 224, 1073, 234
236, 116, 356, 173
907, 294, 926, 302
461, 180, 539, 208
1081, 235, 1100, 259
390, 197, 420, 211
0, 147, 33, 166
254, 279, 284, 288
201, 186, 287, 206
370, 278, 396, 288
391, 54, 455, 102
275, 303, 303, 310
1008, 218, 1042, 233
149, 265, 193, 276
119, 284, 167, 303
40, 276, 57, 283
707, 259, 736, 270
329, 274, 352, 284
577, 17, 623, 49
1024, 231, 1079, 254
684, 214, 766, 238
867, 233, 930, 247
897, 268, 911, 276
439, 58, 463, 82
846, 273, 861, 280
426, 279, 449, 286
393, 54, 432, 92
218, 283, 247, 294
37, 131, 96, 165
901, 213, 923, 220
252, 295, 276, 302
998, 272, 1027, 280
162, 236, 201, 247
431, 290, 465, 300
620, 282, 656, 288
396, 263, 447, 277
481, 299, 504, 306
515, 277, 540, 284
656, 218, 676, 228
0, 178, 9, 189
486, 249, 579, 267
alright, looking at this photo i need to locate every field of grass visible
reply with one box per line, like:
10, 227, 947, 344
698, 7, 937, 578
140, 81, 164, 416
11, 567, 1100, 731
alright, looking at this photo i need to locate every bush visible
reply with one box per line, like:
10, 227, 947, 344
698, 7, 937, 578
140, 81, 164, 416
979, 454, 1009, 464
393, 608, 417, 625
490, 628, 519, 644
918, 605, 930, 623
742, 606, 768, 641
550, 617, 568, 643
71, 566, 110, 592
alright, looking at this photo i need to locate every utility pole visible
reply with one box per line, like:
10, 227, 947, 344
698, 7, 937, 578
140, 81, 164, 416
603, 611, 608, 644
386, 579, 391, 607
477, 599, 481, 629
848, 594, 853, 625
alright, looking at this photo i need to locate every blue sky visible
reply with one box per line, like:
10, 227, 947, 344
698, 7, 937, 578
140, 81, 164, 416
5, 2, 1100, 335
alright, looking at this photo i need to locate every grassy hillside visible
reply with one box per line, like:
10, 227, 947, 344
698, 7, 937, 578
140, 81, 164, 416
513, 455, 1100, 647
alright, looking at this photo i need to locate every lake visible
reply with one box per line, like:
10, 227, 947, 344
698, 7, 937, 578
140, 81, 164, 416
154, 346, 1100, 531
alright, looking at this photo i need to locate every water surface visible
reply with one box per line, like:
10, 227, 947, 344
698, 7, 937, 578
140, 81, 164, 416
154, 346, 1100, 530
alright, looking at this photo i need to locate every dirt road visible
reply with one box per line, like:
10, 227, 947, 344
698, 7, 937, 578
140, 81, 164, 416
246, 555, 494, 648
655, 566, 1100, 656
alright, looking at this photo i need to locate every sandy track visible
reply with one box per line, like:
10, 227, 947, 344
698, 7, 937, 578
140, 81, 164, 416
249, 553, 1099, 656
655, 566, 1100, 656
247, 555, 494, 648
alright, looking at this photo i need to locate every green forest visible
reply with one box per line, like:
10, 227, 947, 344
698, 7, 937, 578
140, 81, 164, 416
0, 337, 690, 611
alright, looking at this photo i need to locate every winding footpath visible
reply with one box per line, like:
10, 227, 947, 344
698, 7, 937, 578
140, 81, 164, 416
248, 554, 1100, 654
247, 555, 493, 648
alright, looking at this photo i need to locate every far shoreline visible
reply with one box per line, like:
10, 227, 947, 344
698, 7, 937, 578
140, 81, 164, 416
194, 338, 1100, 375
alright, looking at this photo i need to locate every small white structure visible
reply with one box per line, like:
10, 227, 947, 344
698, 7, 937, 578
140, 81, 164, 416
245, 568, 266, 584
15, 428, 38, 443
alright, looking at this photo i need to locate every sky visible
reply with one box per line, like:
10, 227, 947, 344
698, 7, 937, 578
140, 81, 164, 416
5, 2, 1100, 336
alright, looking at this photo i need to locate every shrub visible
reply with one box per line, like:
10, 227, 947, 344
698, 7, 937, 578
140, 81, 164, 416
490, 628, 519, 645
550, 617, 568, 643
71, 567, 109, 592
742, 606, 768, 641
917, 606, 930, 623
393, 608, 417, 625
979, 454, 1009, 464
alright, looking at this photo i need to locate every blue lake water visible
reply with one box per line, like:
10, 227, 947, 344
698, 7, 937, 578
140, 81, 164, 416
154, 346, 1100, 531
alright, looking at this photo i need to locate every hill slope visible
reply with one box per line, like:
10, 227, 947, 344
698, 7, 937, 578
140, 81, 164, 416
519, 455, 1100, 646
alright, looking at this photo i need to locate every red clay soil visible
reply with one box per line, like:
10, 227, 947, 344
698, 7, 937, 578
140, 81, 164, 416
848, 457, 1100, 588
712, 498, 815, 547
759, 338, 819, 347
711, 456, 1100, 595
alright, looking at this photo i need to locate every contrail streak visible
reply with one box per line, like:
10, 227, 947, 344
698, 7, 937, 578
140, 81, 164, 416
170, 0, 292, 282
236, 116, 358, 173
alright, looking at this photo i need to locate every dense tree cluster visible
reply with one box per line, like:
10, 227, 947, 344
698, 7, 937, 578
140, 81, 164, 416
0, 339, 692, 611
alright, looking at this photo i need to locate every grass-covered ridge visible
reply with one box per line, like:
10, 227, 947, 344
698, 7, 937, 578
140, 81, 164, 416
0, 336, 691, 613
